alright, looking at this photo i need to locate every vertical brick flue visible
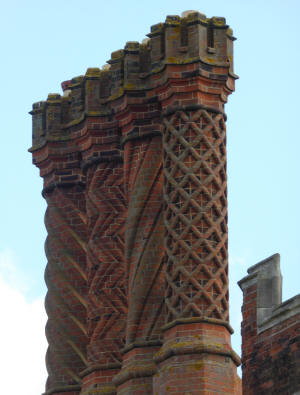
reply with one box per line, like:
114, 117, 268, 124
80, 125, 126, 394
44, 184, 88, 393
163, 107, 229, 323
30, 93, 88, 394
30, 10, 240, 395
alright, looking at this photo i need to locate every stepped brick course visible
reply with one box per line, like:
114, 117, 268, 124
30, 11, 242, 395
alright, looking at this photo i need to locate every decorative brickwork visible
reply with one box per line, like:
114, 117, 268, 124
85, 161, 126, 365
30, 10, 242, 395
124, 135, 164, 346
114, 134, 165, 394
80, 160, 126, 395
163, 108, 228, 323
77, 108, 126, 394
44, 185, 88, 393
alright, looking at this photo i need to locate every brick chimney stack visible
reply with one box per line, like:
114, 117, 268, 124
30, 10, 241, 395
30, 93, 88, 394
152, 12, 241, 394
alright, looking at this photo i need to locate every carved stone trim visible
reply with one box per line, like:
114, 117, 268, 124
161, 317, 234, 334
163, 103, 226, 118
112, 363, 157, 387
121, 340, 162, 354
43, 384, 82, 395
153, 340, 241, 366
80, 363, 121, 378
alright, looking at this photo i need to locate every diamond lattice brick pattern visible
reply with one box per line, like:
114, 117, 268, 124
163, 109, 229, 323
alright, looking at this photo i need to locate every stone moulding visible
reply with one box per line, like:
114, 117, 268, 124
153, 338, 241, 366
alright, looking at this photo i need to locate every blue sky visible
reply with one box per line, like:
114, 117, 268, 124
1, 1, 300, 394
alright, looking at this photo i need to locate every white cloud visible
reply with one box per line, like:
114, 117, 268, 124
0, 249, 29, 292
0, 251, 47, 395
230, 254, 248, 267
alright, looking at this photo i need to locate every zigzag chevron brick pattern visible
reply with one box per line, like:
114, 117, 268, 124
85, 161, 127, 366
163, 109, 229, 323
44, 186, 88, 391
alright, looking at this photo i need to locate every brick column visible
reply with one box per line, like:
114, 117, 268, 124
106, 42, 166, 394
153, 12, 241, 394
154, 105, 240, 393
113, 100, 165, 394
81, 158, 126, 395
78, 69, 127, 395
30, 94, 88, 395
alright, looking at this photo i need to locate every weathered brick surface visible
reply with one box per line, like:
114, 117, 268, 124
30, 11, 241, 395
123, 134, 164, 346
239, 255, 300, 394
114, 131, 165, 394
163, 107, 229, 323
153, 322, 241, 394
29, 95, 88, 393
77, 110, 127, 394
44, 185, 88, 391
81, 158, 126, 394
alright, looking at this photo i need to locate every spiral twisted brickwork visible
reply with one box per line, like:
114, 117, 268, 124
44, 185, 88, 391
124, 136, 165, 345
163, 108, 229, 323
85, 161, 127, 367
